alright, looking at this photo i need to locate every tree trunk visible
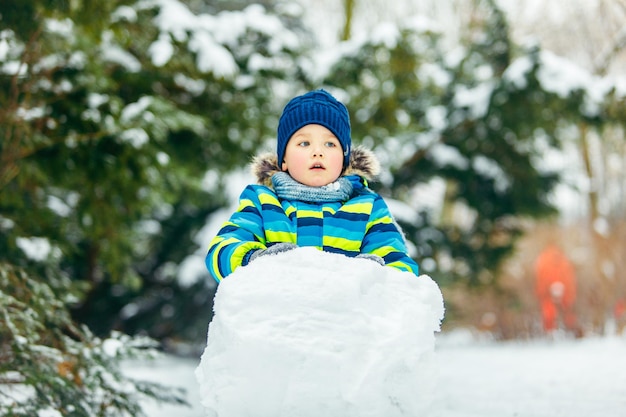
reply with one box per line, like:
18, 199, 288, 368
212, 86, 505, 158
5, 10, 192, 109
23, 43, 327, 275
341, 0, 355, 41
579, 123, 598, 221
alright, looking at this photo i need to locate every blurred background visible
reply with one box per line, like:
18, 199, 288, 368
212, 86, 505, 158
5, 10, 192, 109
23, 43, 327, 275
1, 0, 625, 361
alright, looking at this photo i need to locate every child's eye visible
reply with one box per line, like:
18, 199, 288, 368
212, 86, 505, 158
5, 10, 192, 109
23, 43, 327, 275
297, 141, 310, 147
325, 141, 337, 148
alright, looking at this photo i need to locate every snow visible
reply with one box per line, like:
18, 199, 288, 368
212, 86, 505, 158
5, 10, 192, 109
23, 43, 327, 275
453, 81, 495, 119
120, 128, 149, 148
121, 96, 152, 123
147, 1, 298, 77
130, 223, 625, 417
426, 105, 448, 131
15, 237, 52, 261
430, 143, 469, 170
188, 31, 237, 77
0, 37, 10, 61
433, 332, 626, 417
149, 34, 175, 67
129, 244, 626, 417
102, 338, 124, 357
195, 248, 444, 416
472, 155, 510, 193
131, 331, 626, 417
100, 42, 141, 73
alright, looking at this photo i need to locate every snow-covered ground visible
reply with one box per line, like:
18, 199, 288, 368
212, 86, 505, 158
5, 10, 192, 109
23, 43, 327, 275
431, 331, 626, 417
132, 332, 626, 417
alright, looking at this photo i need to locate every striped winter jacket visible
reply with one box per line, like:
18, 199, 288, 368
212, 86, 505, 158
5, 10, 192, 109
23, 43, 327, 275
205, 146, 419, 282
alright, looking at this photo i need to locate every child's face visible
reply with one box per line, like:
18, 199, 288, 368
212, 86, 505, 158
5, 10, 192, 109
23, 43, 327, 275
281, 124, 344, 187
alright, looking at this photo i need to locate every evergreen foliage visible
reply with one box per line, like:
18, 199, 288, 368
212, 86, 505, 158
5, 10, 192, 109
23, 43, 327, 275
1, 0, 304, 413
0, 262, 187, 416
318, 1, 625, 286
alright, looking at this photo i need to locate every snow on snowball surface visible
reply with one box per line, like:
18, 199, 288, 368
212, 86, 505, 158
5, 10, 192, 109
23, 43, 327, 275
195, 247, 445, 417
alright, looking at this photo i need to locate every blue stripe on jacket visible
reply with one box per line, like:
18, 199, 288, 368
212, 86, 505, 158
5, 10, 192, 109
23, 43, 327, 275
206, 175, 419, 282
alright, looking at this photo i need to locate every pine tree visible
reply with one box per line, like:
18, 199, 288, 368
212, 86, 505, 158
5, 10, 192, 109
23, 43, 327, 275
1, 263, 186, 416
317, 0, 625, 287
0, 0, 305, 412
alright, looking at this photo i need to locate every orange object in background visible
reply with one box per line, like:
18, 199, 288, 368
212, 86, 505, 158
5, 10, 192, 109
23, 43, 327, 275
615, 299, 626, 335
534, 245, 578, 333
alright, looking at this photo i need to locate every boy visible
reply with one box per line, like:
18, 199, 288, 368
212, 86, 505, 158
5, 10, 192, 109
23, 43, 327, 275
205, 89, 419, 282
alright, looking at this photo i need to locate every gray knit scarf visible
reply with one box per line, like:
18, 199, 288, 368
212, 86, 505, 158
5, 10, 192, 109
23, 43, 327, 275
271, 172, 353, 203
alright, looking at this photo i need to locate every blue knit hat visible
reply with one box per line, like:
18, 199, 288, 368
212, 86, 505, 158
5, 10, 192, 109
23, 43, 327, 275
277, 89, 351, 169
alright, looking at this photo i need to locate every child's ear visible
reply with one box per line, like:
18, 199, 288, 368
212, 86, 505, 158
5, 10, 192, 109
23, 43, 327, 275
281, 161, 287, 171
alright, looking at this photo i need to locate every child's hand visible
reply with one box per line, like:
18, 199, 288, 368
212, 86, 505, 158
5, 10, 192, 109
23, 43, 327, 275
356, 253, 385, 266
249, 242, 298, 263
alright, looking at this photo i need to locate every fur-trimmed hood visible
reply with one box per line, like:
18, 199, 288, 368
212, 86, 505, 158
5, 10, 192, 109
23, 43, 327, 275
250, 145, 381, 187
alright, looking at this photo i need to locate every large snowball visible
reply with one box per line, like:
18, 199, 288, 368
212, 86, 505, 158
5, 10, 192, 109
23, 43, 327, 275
196, 247, 444, 417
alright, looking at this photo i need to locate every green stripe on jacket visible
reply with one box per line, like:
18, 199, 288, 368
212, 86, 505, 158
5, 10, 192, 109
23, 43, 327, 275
206, 177, 419, 282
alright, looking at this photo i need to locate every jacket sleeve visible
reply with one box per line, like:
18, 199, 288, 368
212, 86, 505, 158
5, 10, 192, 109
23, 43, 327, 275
360, 194, 420, 276
205, 185, 268, 283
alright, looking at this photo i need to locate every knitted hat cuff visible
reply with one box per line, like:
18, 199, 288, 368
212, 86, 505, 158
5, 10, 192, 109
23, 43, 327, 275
277, 90, 351, 168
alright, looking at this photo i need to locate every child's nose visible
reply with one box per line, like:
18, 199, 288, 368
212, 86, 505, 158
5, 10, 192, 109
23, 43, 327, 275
312, 142, 324, 156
